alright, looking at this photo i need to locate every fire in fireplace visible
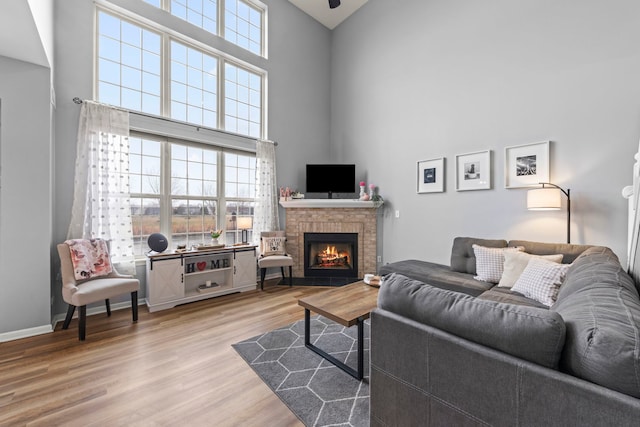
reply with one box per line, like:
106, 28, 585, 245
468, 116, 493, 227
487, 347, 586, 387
304, 232, 358, 278
313, 244, 351, 268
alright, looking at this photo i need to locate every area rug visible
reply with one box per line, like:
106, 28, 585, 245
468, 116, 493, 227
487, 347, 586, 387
232, 315, 370, 427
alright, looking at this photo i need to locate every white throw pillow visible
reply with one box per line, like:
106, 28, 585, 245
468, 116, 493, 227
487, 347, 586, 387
497, 251, 564, 288
262, 236, 286, 256
473, 244, 524, 283
511, 258, 571, 307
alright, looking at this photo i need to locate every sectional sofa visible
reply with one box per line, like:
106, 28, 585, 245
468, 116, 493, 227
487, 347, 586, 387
370, 237, 640, 426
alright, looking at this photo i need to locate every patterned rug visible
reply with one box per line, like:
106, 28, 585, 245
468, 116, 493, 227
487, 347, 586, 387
232, 315, 370, 427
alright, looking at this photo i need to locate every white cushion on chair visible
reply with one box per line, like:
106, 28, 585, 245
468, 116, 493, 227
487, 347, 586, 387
70, 276, 139, 307
258, 255, 293, 268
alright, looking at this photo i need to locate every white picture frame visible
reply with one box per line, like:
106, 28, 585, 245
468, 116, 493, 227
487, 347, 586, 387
504, 141, 550, 189
455, 150, 491, 191
417, 157, 445, 193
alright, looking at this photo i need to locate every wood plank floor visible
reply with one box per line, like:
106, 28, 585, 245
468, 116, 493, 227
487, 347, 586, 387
0, 281, 331, 426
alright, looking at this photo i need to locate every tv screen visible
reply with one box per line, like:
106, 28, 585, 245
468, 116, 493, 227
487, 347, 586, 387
306, 164, 356, 197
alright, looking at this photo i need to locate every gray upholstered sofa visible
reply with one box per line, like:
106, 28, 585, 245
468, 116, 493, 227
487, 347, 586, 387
370, 237, 640, 426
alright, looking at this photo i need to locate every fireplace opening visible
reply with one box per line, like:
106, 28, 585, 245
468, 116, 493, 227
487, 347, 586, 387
304, 232, 358, 278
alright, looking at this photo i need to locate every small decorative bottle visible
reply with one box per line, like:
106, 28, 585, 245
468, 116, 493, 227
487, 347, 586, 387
359, 181, 366, 200
369, 184, 376, 200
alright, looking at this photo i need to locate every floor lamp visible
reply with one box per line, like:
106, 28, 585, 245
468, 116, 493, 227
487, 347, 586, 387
527, 182, 571, 244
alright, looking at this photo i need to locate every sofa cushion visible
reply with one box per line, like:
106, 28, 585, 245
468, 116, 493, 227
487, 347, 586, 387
507, 240, 593, 264
450, 237, 508, 274
497, 251, 564, 288
511, 258, 571, 307
552, 246, 640, 398
379, 273, 566, 368
473, 244, 524, 283
477, 286, 549, 309
379, 260, 493, 297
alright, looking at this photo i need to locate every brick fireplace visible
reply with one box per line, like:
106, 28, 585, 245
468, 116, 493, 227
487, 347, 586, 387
280, 200, 381, 278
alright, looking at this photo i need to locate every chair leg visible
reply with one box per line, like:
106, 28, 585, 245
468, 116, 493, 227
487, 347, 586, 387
280, 267, 286, 282
63, 305, 75, 330
78, 305, 87, 341
289, 266, 293, 287
105, 299, 111, 316
260, 268, 266, 290
131, 291, 138, 322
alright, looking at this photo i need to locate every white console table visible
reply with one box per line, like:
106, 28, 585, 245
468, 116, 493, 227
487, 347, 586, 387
145, 245, 257, 312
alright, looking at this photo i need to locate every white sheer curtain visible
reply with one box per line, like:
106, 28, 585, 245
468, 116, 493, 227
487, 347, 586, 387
253, 139, 280, 245
67, 101, 136, 274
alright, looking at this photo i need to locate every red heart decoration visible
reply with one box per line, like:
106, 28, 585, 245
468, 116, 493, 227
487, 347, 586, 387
197, 262, 207, 271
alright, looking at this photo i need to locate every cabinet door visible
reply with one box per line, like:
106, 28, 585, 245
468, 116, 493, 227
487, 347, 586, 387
233, 250, 257, 288
146, 258, 184, 304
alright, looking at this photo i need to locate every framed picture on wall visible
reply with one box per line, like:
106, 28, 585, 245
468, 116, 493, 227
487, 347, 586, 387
504, 141, 550, 188
455, 150, 491, 191
417, 157, 445, 193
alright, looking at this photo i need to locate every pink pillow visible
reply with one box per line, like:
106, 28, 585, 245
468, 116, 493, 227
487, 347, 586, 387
66, 239, 113, 280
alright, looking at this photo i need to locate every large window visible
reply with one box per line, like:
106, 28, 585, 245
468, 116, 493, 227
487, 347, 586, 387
130, 134, 256, 256
97, 8, 265, 138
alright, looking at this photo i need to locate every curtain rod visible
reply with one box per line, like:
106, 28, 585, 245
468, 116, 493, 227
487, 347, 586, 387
72, 97, 278, 146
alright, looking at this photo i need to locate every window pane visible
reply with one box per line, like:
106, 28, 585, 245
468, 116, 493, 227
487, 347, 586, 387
97, 11, 161, 115
171, 198, 218, 247
131, 197, 161, 256
224, 201, 254, 245
170, 40, 218, 128
171, 0, 218, 36
224, 0, 262, 56
224, 151, 255, 198
224, 63, 261, 137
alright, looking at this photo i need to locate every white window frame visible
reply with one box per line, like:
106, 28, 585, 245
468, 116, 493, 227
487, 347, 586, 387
95, 5, 267, 139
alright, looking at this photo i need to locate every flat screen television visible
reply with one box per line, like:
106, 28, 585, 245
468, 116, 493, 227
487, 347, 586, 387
306, 164, 356, 198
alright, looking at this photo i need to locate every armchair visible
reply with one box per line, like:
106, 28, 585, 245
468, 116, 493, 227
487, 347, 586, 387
57, 240, 139, 341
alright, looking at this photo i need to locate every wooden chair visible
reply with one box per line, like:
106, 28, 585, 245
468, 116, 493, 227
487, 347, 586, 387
57, 241, 139, 341
258, 231, 293, 290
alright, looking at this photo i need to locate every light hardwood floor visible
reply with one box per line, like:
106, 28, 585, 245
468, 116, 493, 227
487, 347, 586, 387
0, 281, 330, 426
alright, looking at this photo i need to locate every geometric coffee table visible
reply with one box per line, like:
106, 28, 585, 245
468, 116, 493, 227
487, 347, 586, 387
297, 280, 379, 380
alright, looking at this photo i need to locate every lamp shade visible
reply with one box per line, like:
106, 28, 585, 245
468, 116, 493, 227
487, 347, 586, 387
527, 188, 562, 210
237, 216, 253, 229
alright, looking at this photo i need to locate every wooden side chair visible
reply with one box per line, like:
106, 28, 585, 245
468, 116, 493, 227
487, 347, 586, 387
57, 239, 139, 341
258, 231, 293, 290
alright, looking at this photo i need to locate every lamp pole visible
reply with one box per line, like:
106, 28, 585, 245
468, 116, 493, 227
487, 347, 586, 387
540, 182, 571, 244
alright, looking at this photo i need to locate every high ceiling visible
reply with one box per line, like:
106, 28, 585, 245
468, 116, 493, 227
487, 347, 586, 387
287, 0, 369, 30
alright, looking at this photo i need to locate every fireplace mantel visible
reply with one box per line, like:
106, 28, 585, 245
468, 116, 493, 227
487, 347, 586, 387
280, 199, 383, 209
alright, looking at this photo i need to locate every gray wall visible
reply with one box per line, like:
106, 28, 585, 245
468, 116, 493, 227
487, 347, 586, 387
0, 56, 52, 335
329, 0, 640, 266
50, 1, 332, 317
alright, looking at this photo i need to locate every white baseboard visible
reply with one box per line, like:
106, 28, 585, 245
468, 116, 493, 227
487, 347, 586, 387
0, 324, 53, 343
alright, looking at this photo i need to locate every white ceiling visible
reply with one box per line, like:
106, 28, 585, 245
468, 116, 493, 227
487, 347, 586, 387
287, 0, 369, 30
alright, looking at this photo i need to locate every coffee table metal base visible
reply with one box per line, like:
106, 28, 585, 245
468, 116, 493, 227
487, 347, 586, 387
304, 308, 364, 380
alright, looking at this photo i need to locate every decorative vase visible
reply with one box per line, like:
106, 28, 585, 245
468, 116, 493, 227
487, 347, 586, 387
211, 238, 219, 245
359, 185, 366, 200
369, 186, 375, 199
